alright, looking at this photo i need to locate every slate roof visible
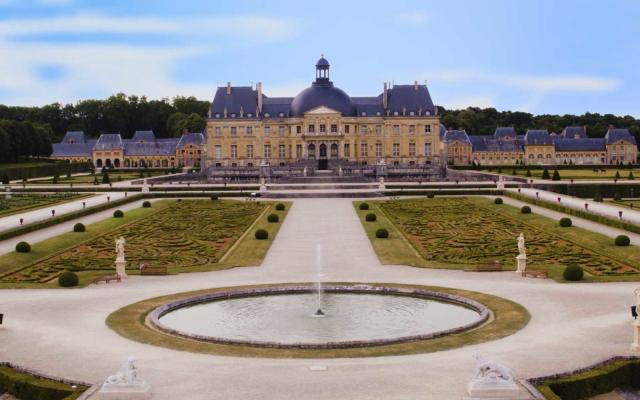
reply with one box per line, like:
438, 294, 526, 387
262, 97, 292, 118
386, 85, 436, 116
562, 126, 587, 139
444, 130, 471, 145
131, 130, 156, 142
61, 131, 87, 144
177, 132, 205, 148
469, 136, 524, 152
605, 128, 637, 145
352, 97, 384, 116
210, 86, 257, 117
123, 138, 178, 156
93, 134, 123, 150
525, 129, 553, 145
554, 138, 605, 152
494, 127, 517, 140
51, 140, 95, 157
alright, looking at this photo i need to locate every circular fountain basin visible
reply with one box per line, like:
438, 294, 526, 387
150, 285, 490, 349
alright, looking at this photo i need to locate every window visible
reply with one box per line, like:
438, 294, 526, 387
320, 124, 326, 133
308, 124, 315, 133
279, 144, 286, 159
409, 142, 416, 156
425, 125, 432, 133
360, 125, 367, 135
344, 143, 350, 157
330, 124, 337, 133
409, 125, 415, 134
214, 145, 222, 159
214, 127, 221, 137
296, 144, 302, 159
296, 126, 301, 134
264, 126, 270, 136
230, 145, 237, 159
393, 143, 400, 157
375, 125, 382, 136
279, 126, 285, 136
393, 125, 400, 134
246, 126, 253, 136
360, 143, 368, 157
246, 144, 253, 158
424, 143, 432, 156
230, 127, 237, 137
264, 145, 271, 159
375, 143, 383, 157
345, 125, 350, 134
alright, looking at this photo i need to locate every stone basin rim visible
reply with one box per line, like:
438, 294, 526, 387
148, 284, 491, 349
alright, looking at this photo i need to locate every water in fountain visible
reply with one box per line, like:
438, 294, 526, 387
314, 244, 325, 317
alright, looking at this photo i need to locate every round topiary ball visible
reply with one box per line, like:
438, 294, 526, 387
365, 213, 377, 222
521, 206, 531, 214
615, 235, 631, 246
359, 202, 370, 210
142, 201, 151, 208
275, 203, 285, 211
375, 228, 389, 238
15, 241, 31, 253
494, 197, 503, 205
255, 229, 268, 240
426, 193, 435, 199
559, 217, 572, 227
73, 223, 86, 232
58, 271, 79, 287
563, 265, 584, 281
113, 210, 124, 218
210, 195, 218, 201
267, 213, 279, 223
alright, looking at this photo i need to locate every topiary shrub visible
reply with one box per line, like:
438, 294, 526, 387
210, 195, 218, 200
520, 205, 531, 214
73, 223, 86, 232
113, 210, 124, 218
375, 228, 389, 238
563, 264, 584, 281
559, 217, 572, 227
613, 192, 622, 201
275, 203, 286, 211
255, 229, 268, 240
142, 201, 151, 208
15, 241, 31, 253
58, 271, 79, 287
542, 168, 550, 179
615, 235, 631, 246
494, 197, 503, 205
359, 202, 370, 210
593, 193, 603, 202
365, 213, 376, 222
426, 193, 435, 198
267, 213, 279, 223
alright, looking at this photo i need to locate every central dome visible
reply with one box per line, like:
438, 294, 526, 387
290, 56, 355, 117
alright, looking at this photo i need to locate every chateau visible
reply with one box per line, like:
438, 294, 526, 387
51, 56, 637, 169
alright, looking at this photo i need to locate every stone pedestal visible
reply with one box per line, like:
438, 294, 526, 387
466, 379, 528, 399
516, 254, 527, 274
99, 381, 150, 400
115, 259, 127, 278
632, 320, 640, 352
497, 181, 505, 190
378, 177, 385, 191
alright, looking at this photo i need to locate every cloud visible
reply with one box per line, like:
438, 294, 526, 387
0, 13, 300, 42
394, 12, 428, 26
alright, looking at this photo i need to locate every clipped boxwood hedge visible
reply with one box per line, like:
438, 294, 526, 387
365, 213, 376, 222
113, 209, 124, 218
0, 364, 85, 400
359, 202, 370, 210
275, 203, 285, 211
615, 235, 631, 246
375, 228, 389, 238
494, 197, 503, 205
15, 241, 31, 253
255, 229, 268, 240
559, 217, 572, 227
520, 205, 531, 214
58, 271, 79, 287
73, 223, 85, 232
267, 213, 279, 223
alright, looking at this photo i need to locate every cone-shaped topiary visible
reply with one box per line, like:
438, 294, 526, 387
541, 168, 550, 179
628, 171, 635, 180
255, 229, 268, 240
563, 265, 584, 281
615, 235, 631, 246
58, 271, 79, 287
267, 213, 279, 223
559, 217, 572, 227
365, 213, 376, 222
552, 169, 561, 181
73, 223, 86, 232
15, 241, 31, 253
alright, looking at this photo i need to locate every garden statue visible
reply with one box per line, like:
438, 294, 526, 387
517, 233, 526, 256
516, 233, 527, 274
467, 353, 523, 399
114, 237, 127, 278
471, 353, 514, 384
99, 356, 150, 399
378, 176, 385, 191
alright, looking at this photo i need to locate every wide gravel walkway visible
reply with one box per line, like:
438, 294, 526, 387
0, 198, 638, 399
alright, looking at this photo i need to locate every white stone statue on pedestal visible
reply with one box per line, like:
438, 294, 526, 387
466, 353, 525, 399
378, 176, 385, 191
632, 288, 640, 352
303, 166, 308, 177
516, 233, 527, 274
497, 175, 505, 190
259, 177, 267, 192
99, 357, 150, 399
141, 179, 150, 193
114, 237, 127, 278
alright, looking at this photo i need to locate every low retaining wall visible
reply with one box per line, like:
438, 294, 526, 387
149, 284, 490, 349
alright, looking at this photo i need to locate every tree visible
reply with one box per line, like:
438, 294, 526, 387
101, 170, 110, 184
542, 168, 550, 179
615, 171, 621, 180
552, 169, 561, 181
628, 171, 635, 180
525, 169, 532, 177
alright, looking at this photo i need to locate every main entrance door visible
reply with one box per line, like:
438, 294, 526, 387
318, 144, 328, 170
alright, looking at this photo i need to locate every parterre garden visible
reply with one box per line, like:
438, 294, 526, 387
374, 197, 640, 280
0, 193, 87, 217
0, 200, 268, 284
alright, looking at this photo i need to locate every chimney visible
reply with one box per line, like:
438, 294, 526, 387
383, 82, 388, 109
226, 82, 231, 95
256, 82, 263, 113
414, 80, 418, 91
434, 105, 438, 116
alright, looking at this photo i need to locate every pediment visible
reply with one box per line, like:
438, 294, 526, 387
305, 106, 341, 115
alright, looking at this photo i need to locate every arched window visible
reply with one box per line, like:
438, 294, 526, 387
105, 158, 112, 167
114, 159, 120, 168
96, 159, 103, 168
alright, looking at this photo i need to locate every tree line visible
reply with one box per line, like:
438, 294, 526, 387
438, 106, 640, 140
0, 120, 53, 163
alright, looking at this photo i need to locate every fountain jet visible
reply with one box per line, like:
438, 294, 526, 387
315, 244, 324, 316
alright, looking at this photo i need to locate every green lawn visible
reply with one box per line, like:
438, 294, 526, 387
0, 199, 288, 288
607, 199, 640, 208
358, 197, 640, 282
495, 168, 640, 180
0, 193, 92, 217
29, 171, 166, 184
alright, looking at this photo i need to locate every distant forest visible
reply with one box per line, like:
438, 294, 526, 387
0, 93, 638, 163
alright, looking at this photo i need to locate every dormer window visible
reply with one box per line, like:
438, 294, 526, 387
425, 111, 431, 116
264, 113, 270, 117
376, 112, 381, 116
409, 111, 415, 116
215, 114, 221, 118
247, 113, 253, 117
230, 113, 236, 118
393, 111, 399, 116
361, 112, 367, 116
279, 112, 284, 117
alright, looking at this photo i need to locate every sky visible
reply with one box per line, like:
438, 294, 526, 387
0, 0, 638, 116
